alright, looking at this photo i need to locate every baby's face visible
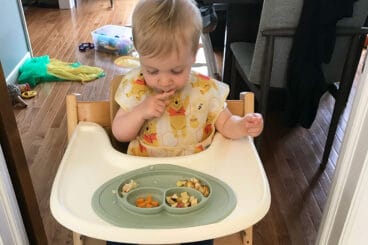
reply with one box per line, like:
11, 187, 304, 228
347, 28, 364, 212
139, 44, 196, 94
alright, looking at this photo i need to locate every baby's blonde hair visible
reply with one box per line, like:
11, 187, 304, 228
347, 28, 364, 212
132, 0, 202, 58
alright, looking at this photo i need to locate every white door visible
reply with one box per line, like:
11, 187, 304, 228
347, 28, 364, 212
0, 144, 29, 245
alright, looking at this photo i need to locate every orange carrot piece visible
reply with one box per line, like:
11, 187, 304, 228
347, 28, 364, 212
146, 195, 152, 202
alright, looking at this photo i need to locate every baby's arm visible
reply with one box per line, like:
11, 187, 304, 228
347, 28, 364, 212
215, 108, 264, 139
112, 91, 174, 142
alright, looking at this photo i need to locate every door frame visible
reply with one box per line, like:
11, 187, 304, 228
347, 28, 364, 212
0, 63, 47, 244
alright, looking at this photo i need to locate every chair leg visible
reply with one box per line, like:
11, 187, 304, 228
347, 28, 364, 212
320, 107, 340, 168
320, 34, 365, 168
241, 226, 253, 245
259, 36, 274, 121
320, 84, 351, 168
230, 55, 239, 99
201, 33, 220, 80
73, 232, 85, 245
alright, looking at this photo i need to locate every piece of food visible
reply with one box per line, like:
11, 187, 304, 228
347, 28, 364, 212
166, 191, 198, 208
135, 195, 160, 208
176, 177, 210, 197
114, 56, 140, 68
121, 179, 138, 193
21, 90, 37, 99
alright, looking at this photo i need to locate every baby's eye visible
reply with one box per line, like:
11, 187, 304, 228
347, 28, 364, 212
147, 70, 158, 75
171, 69, 183, 75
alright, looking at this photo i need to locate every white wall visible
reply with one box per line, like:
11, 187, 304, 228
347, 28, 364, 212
316, 58, 368, 245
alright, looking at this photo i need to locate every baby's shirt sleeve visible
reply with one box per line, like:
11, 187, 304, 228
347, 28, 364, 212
209, 78, 230, 115
190, 72, 229, 119
114, 68, 152, 111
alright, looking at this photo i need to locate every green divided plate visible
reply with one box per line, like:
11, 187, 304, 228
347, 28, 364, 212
92, 164, 237, 228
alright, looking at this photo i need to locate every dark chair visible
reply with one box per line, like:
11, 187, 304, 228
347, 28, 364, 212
229, 0, 368, 168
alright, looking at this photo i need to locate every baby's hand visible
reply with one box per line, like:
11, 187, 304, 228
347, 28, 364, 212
140, 90, 175, 119
243, 113, 264, 137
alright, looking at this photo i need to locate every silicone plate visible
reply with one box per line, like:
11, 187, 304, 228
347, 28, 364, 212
92, 164, 236, 228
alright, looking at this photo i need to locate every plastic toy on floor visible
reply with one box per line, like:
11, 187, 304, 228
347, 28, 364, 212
96, 35, 133, 55
7, 84, 28, 108
21, 90, 37, 99
18, 55, 105, 87
92, 25, 134, 55
79, 42, 95, 52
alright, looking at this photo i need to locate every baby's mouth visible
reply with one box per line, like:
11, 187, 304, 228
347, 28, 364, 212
164, 89, 175, 93
158, 88, 176, 93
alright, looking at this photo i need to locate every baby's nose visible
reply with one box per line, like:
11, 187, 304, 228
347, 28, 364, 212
158, 77, 173, 86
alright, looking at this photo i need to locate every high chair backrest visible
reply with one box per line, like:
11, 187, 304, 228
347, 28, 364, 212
66, 75, 255, 141
66, 95, 110, 140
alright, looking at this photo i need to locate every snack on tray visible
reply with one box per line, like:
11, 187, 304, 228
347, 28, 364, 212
176, 177, 210, 197
135, 195, 160, 208
121, 179, 138, 193
166, 191, 198, 208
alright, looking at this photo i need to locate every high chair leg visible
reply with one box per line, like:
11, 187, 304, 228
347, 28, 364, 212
241, 226, 253, 245
73, 232, 85, 245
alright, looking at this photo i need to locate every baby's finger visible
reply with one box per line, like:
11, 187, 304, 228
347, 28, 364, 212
249, 113, 262, 120
248, 114, 263, 124
157, 90, 175, 100
246, 117, 258, 126
247, 127, 262, 136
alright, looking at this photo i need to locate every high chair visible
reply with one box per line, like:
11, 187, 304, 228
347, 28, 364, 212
62, 75, 264, 245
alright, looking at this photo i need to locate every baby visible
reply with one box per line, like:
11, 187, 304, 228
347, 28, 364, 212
112, 0, 263, 158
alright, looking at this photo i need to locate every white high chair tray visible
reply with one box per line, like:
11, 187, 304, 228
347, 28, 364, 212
50, 122, 270, 244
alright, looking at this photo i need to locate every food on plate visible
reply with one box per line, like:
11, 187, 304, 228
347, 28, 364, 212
176, 177, 210, 197
121, 179, 138, 193
166, 191, 198, 208
135, 195, 160, 208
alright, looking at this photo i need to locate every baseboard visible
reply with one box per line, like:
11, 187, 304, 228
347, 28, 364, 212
6, 52, 31, 84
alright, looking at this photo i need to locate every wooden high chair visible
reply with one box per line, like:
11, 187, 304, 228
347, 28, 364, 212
65, 75, 256, 245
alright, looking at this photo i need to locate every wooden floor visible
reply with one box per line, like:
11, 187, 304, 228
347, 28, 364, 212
17, 0, 363, 244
